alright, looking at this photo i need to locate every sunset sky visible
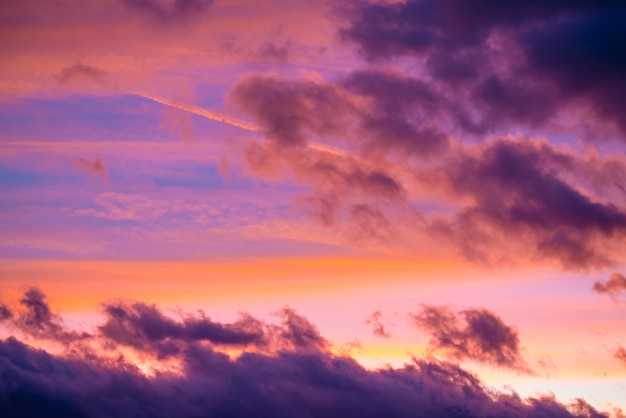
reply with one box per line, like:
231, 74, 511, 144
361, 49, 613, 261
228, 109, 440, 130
1, 1, 626, 416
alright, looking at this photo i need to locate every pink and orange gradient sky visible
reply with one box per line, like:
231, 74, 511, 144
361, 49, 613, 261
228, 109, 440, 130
1, 1, 626, 416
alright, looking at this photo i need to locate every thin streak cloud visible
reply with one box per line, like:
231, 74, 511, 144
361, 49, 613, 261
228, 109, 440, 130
132, 90, 260, 132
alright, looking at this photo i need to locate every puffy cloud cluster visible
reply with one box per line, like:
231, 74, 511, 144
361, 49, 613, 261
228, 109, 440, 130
0, 287, 90, 344
229, 70, 626, 267
98, 300, 268, 358
222, 0, 626, 268
428, 140, 626, 267
412, 305, 528, 371
0, 288, 609, 417
6, 0, 624, 269
339, 0, 626, 137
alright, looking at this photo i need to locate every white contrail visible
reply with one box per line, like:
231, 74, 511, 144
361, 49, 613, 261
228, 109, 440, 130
132, 90, 259, 132
133, 90, 350, 158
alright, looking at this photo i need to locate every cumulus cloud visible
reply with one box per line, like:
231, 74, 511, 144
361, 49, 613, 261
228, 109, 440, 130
235, 127, 405, 232
99, 300, 267, 358
428, 139, 626, 268
0, 336, 608, 418
412, 304, 529, 371
227, 14, 626, 268
231, 71, 626, 267
276, 307, 328, 351
0, 288, 609, 418
9, 287, 90, 343
593, 272, 626, 300
339, 0, 626, 138
230, 75, 357, 149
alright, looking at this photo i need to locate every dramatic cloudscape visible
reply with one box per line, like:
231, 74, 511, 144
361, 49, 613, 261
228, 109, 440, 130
0, 0, 625, 416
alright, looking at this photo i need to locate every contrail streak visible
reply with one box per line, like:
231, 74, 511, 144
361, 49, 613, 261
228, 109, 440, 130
132, 90, 259, 132
133, 90, 350, 157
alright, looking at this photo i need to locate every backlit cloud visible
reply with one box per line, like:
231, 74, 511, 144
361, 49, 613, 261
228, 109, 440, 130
0, 288, 609, 417
412, 304, 529, 371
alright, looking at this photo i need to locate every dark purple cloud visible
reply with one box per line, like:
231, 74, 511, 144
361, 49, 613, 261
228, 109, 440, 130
343, 69, 451, 155
227, 4, 626, 269
231, 70, 626, 267
428, 139, 626, 268
521, 7, 626, 135
231, 75, 356, 148
592, 272, 626, 300
231, 70, 451, 156
98, 301, 332, 358
0, 334, 607, 418
339, 0, 626, 139
276, 307, 327, 351
231, 69, 626, 267
0, 303, 12, 321
99, 300, 266, 357
412, 304, 528, 371
12, 287, 90, 343
338, 0, 618, 58
0, 288, 611, 417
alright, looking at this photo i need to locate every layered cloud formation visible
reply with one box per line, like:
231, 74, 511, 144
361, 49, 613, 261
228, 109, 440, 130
229, 75, 626, 267
339, 0, 626, 137
1, 0, 626, 414
2, 0, 624, 268
0, 288, 611, 417
218, 0, 626, 268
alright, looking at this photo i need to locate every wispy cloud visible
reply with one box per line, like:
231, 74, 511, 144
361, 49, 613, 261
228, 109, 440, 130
593, 273, 626, 301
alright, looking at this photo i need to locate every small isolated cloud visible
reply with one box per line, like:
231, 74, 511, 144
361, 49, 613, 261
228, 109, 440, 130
614, 345, 626, 366
412, 305, 529, 372
72, 157, 109, 181
99, 300, 267, 358
56, 62, 109, 86
366, 310, 390, 338
593, 272, 626, 301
